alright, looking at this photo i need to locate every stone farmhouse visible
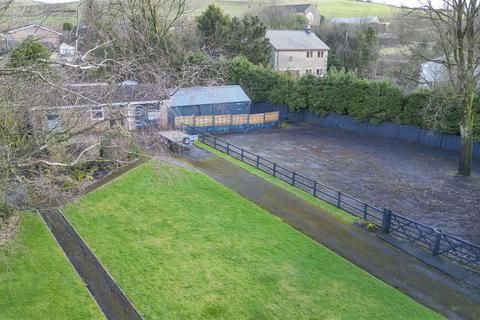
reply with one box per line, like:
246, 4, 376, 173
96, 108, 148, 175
265, 29, 330, 78
272, 3, 321, 26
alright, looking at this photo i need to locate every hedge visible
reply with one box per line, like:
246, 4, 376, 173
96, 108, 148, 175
225, 56, 479, 138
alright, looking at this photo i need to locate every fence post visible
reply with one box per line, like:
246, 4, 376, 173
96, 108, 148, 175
241, 149, 244, 161
291, 172, 296, 185
226, 143, 230, 155
432, 229, 442, 256
313, 181, 317, 197
336, 192, 342, 207
382, 208, 393, 234
193, 115, 196, 127
363, 203, 368, 220
256, 155, 260, 168
273, 163, 277, 176
214, 137, 217, 149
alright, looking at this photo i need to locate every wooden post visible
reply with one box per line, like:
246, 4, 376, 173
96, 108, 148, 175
363, 203, 368, 220
432, 229, 442, 256
241, 149, 244, 161
256, 155, 260, 168
313, 181, 317, 197
336, 192, 342, 207
273, 163, 277, 176
226, 143, 230, 155
291, 172, 296, 185
382, 209, 393, 234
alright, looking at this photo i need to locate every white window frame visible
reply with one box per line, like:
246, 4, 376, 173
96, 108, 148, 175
318, 51, 324, 58
306, 68, 313, 75
90, 106, 104, 121
306, 51, 313, 58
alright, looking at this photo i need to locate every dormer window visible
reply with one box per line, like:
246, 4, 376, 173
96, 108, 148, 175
306, 51, 313, 58
318, 51, 324, 58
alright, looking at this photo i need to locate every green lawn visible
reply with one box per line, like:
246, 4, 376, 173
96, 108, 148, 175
196, 141, 358, 224
63, 161, 442, 319
0, 213, 103, 320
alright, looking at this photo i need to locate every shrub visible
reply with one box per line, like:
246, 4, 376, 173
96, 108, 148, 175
9, 38, 49, 67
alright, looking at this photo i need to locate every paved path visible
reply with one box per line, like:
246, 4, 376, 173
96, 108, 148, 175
181, 147, 480, 320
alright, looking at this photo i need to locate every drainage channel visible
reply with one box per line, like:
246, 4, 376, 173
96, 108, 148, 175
40, 209, 143, 320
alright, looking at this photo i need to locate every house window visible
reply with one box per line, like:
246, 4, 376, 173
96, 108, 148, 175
306, 68, 313, 75
91, 106, 104, 120
306, 51, 313, 58
46, 113, 61, 131
318, 51, 324, 58
316, 68, 325, 76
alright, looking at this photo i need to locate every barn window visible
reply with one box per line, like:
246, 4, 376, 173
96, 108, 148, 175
91, 106, 104, 120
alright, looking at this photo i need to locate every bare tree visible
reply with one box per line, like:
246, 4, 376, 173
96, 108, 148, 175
419, 0, 480, 176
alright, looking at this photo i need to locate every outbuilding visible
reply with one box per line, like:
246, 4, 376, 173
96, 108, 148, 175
169, 85, 251, 119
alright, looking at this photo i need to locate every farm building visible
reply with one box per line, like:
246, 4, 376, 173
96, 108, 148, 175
169, 85, 251, 120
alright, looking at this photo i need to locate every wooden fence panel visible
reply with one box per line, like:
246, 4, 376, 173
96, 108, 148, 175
232, 114, 249, 125
214, 115, 232, 126
249, 114, 264, 124
265, 111, 279, 122
175, 112, 279, 127
195, 115, 214, 127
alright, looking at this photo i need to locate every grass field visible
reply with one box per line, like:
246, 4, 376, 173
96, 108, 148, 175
0, 213, 103, 320
196, 141, 359, 224
63, 161, 442, 319
5, 0, 399, 29
198, 0, 400, 18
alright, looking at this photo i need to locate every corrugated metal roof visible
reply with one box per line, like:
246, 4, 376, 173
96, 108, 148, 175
266, 30, 330, 51
170, 85, 250, 107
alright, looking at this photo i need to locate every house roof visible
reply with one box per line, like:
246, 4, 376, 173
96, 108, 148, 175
273, 4, 313, 13
170, 85, 250, 107
7, 24, 62, 36
265, 30, 330, 51
331, 16, 379, 24
24, 83, 169, 109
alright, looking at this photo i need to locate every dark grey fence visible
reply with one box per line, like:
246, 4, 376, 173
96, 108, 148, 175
252, 102, 480, 157
186, 125, 480, 272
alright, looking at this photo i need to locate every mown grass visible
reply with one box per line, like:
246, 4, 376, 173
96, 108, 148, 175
0, 213, 103, 320
196, 141, 359, 224
63, 161, 442, 319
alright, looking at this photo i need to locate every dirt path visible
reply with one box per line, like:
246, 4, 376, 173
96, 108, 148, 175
40, 210, 143, 320
219, 125, 480, 244
181, 147, 480, 320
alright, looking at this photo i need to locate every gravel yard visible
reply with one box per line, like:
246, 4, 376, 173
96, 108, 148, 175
219, 124, 480, 244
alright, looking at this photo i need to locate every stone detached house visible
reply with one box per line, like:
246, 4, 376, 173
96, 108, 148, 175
265, 29, 330, 78
2, 24, 63, 51
272, 3, 321, 26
